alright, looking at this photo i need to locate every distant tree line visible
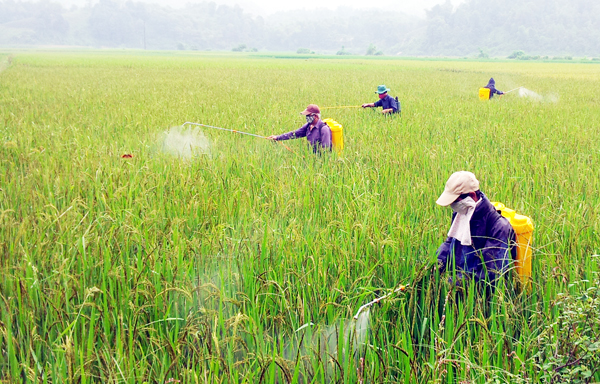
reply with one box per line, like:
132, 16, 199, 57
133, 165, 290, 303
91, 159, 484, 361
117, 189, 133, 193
423, 0, 600, 56
0, 0, 599, 56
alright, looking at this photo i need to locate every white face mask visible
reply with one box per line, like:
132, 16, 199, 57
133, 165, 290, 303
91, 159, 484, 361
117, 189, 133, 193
450, 196, 477, 215
447, 196, 477, 246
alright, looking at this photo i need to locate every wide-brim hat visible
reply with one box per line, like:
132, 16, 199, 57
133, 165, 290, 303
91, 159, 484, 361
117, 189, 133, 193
436, 171, 480, 206
300, 104, 320, 115
376, 85, 390, 94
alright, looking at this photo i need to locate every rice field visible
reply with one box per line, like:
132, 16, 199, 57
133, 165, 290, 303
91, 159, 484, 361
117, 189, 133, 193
1, 51, 599, 383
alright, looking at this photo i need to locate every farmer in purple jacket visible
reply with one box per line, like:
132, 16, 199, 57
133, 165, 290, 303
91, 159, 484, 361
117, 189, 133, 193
267, 104, 332, 153
436, 171, 516, 288
483, 78, 504, 99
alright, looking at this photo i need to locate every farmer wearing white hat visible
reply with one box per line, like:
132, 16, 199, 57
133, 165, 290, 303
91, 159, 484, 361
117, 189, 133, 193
436, 171, 516, 287
362, 85, 400, 114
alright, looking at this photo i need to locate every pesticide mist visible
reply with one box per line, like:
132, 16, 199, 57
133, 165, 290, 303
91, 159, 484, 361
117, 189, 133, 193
518, 87, 559, 103
161, 126, 210, 159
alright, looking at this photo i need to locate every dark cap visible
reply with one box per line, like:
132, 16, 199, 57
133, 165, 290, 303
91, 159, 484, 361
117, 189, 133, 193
300, 104, 320, 115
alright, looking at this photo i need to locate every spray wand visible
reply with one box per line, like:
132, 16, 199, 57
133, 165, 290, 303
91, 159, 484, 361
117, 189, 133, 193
293, 284, 408, 333
503, 86, 522, 94
181, 121, 297, 152
353, 284, 408, 319
182, 122, 266, 138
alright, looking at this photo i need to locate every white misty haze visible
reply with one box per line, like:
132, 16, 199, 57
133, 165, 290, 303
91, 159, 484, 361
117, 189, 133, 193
46, 0, 465, 17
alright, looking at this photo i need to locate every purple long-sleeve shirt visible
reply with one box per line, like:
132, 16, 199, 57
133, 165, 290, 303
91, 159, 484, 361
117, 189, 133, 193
275, 120, 332, 153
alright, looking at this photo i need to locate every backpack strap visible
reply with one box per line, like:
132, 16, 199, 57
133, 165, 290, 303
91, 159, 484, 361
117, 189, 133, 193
319, 120, 331, 135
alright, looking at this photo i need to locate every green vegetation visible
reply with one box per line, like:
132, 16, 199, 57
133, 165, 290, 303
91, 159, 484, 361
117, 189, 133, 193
477, 49, 489, 59
1, 51, 599, 383
366, 44, 383, 56
508, 50, 525, 59
336, 46, 352, 56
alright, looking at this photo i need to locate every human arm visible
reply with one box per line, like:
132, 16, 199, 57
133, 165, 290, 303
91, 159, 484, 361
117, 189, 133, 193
267, 124, 309, 141
436, 237, 453, 274
362, 103, 375, 108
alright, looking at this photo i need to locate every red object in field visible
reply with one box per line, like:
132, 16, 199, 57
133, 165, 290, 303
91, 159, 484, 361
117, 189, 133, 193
121, 154, 133, 158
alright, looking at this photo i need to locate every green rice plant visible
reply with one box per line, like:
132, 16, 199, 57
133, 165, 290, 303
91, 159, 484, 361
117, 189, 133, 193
0, 50, 599, 383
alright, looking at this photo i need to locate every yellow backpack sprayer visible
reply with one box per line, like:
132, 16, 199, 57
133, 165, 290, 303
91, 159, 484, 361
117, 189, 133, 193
322, 118, 344, 155
478, 88, 491, 100
491, 202, 534, 290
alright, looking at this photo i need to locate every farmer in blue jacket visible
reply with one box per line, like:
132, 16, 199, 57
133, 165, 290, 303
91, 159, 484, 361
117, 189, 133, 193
362, 85, 400, 114
483, 78, 504, 99
436, 171, 516, 287
267, 104, 332, 153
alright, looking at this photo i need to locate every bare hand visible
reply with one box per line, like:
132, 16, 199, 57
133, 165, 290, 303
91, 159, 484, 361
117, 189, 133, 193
267, 135, 278, 141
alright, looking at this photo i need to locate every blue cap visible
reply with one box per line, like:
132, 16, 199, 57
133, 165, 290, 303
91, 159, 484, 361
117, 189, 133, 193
376, 85, 390, 94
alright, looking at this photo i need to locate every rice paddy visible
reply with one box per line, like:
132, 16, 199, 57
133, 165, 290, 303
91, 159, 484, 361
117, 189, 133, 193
1, 51, 599, 383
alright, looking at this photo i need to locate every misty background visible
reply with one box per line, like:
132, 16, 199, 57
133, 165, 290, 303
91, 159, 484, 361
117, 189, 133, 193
0, 0, 599, 56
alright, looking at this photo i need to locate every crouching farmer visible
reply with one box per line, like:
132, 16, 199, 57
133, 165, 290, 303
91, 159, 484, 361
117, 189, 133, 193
436, 171, 516, 289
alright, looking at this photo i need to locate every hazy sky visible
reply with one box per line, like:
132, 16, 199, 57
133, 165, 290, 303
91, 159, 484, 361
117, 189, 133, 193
56, 0, 465, 17
210, 0, 465, 16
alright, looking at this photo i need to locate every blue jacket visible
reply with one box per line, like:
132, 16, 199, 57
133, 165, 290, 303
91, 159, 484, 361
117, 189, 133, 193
437, 191, 516, 285
374, 94, 400, 113
484, 78, 504, 99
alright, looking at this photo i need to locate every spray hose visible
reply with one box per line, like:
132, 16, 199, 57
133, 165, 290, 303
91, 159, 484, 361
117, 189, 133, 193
320, 105, 363, 110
